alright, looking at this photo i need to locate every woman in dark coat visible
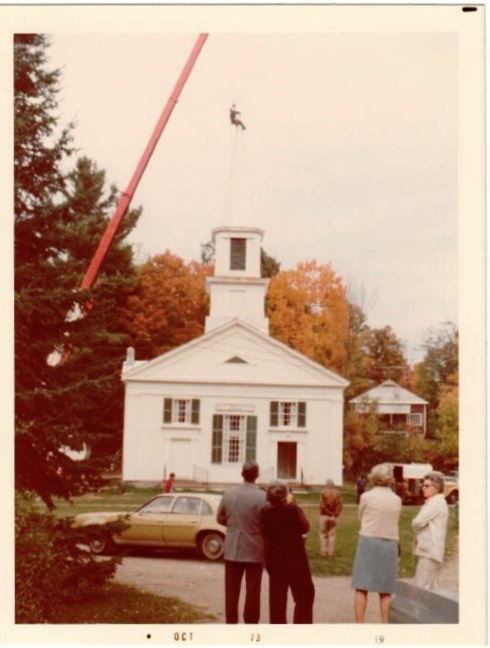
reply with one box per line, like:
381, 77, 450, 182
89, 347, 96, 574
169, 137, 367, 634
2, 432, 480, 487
260, 481, 315, 624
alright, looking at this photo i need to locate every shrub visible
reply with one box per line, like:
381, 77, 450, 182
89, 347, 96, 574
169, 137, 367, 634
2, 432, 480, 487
15, 492, 120, 623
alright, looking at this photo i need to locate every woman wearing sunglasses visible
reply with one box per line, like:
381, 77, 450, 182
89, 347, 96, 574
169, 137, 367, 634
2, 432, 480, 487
412, 471, 449, 589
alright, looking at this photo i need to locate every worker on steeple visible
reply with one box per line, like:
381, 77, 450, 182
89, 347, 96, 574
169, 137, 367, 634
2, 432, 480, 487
230, 104, 246, 130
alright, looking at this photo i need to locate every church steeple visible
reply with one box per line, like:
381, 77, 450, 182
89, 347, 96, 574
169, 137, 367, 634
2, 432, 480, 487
205, 226, 269, 334
205, 113, 269, 333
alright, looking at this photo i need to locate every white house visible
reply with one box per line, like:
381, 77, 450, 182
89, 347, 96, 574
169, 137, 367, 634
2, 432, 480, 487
121, 225, 349, 487
349, 379, 429, 436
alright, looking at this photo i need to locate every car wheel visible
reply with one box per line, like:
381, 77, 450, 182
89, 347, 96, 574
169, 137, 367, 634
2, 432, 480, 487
89, 533, 117, 555
199, 532, 224, 561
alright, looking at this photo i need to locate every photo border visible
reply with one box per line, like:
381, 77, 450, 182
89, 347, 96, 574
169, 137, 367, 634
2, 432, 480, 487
1, 3, 486, 646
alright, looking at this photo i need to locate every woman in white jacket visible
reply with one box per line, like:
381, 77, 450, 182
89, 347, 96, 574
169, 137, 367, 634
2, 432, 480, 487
412, 472, 449, 589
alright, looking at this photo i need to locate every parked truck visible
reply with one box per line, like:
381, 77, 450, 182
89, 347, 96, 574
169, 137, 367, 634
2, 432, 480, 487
391, 463, 459, 505
392, 463, 433, 504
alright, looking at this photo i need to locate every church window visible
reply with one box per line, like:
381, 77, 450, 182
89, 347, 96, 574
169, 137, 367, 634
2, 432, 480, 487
211, 414, 257, 464
224, 415, 245, 463
163, 398, 200, 425
270, 401, 306, 428
230, 238, 246, 270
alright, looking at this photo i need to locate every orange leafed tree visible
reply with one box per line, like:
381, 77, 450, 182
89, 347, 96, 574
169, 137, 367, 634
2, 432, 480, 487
120, 251, 211, 358
266, 260, 349, 374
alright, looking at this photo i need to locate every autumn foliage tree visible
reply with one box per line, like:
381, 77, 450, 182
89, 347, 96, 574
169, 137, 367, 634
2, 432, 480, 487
266, 260, 349, 374
415, 323, 458, 412
364, 325, 410, 386
120, 252, 211, 359
345, 323, 459, 477
430, 385, 458, 472
415, 322, 458, 455
343, 406, 380, 478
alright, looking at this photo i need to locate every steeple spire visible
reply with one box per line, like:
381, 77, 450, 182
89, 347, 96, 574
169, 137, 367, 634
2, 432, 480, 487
222, 111, 254, 227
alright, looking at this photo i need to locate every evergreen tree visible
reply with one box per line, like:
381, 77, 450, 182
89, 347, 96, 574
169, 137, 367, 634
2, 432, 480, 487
15, 35, 140, 507
260, 248, 281, 278
343, 302, 372, 399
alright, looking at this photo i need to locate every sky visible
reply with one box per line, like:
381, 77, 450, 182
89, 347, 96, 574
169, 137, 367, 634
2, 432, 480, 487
47, 31, 459, 364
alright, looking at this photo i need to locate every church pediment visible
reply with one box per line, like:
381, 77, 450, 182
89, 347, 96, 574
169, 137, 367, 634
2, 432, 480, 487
122, 319, 349, 389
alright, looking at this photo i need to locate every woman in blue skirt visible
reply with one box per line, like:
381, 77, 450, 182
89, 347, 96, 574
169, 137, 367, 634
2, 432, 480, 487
351, 463, 402, 623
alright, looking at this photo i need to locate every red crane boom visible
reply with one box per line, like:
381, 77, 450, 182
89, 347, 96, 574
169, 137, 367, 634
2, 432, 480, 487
80, 33, 209, 290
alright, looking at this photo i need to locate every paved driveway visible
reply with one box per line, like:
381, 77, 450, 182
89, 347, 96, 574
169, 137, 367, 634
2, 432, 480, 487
114, 540, 457, 625
115, 556, 382, 624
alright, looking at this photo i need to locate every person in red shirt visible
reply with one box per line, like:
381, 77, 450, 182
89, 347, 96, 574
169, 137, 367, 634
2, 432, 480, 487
164, 472, 175, 493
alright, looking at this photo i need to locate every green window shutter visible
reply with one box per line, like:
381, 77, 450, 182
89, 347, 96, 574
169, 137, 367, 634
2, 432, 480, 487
191, 399, 200, 424
246, 416, 257, 461
163, 398, 172, 423
270, 401, 278, 427
298, 402, 306, 427
212, 415, 223, 464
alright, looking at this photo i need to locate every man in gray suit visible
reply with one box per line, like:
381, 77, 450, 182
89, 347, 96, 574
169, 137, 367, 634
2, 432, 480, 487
217, 460, 267, 623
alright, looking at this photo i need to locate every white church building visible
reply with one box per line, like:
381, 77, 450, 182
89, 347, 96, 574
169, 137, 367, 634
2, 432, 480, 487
121, 223, 349, 487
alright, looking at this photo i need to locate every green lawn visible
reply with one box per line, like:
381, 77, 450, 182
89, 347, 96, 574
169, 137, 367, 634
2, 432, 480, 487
52, 484, 458, 580
300, 500, 458, 578
296, 484, 458, 578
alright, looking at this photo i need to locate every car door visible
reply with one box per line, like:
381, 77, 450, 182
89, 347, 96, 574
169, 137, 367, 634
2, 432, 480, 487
120, 495, 174, 546
162, 496, 203, 547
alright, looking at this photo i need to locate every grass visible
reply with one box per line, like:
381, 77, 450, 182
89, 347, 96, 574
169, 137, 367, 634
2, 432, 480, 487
299, 501, 458, 579
50, 483, 358, 517
51, 483, 458, 580
51, 489, 162, 517
50, 582, 215, 624
295, 482, 458, 578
